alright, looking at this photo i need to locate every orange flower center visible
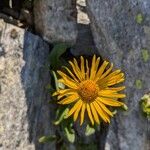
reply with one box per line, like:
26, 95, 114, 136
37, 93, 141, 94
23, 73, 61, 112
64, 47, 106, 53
78, 80, 99, 102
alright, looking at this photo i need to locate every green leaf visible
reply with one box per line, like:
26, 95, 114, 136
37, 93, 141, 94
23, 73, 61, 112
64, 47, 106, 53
49, 43, 69, 70
52, 71, 65, 91
39, 135, 57, 143
122, 104, 128, 111
85, 124, 95, 136
64, 127, 75, 143
52, 71, 59, 90
54, 108, 69, 125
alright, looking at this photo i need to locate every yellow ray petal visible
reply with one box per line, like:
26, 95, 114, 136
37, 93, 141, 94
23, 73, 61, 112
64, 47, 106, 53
57, 91, 77, 100
105, 69, 121, 78
59, 78, 78, 89
63, 66, 79, 82
53, 89, 73, 96
57, 70, 78, 84
106, 86, 125, 92
86, 103, 94, 125
58, 94, 79, 104
73, 101, 83, 121
69, 61, 82, 81
98, 70, 121, 84
94, 61, 109, 82
80, 103, 86, 125
80, 56, 85, 79
73, 58, 84, 79
97, 97, 124, 106
96, 100, 113, 117
90, 102, 100, 124
100, 63, 113, 79
55, 89, 75, 95
107, 74, 125, 86
95, 57, 100, 72
93, 101, 110, 123
66, 100, 82, 118
98, 90, 126, 98
90, 55, 96, 80
86, 59, 90, 79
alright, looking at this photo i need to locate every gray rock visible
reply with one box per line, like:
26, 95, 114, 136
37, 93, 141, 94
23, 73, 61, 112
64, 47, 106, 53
86, 0, 150, 150
34, 0, 77, 45
0, 19, 55, 150
71, 0, 97, 56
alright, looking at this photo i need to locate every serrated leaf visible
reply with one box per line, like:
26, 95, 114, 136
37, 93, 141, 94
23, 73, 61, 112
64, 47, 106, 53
64, 127, 75, 143
85, 124, 95, 136
49, 43, 69, 70
39, 135, 56, 143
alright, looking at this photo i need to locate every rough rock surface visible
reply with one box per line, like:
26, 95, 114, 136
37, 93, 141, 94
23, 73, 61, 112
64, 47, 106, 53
71, 0, 97, 56
34, 0, 77, 45
0, 20, 55, 150
86, 0, 150, 150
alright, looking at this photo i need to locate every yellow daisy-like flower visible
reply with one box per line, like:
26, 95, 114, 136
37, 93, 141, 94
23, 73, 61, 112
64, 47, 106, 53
53, 55, 126, 125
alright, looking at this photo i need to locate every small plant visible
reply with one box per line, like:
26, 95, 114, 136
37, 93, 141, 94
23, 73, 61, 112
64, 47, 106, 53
140, 93, 150, 118
39, 44, 127, 149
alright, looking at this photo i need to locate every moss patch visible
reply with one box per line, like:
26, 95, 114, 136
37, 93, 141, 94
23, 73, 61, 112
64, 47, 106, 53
141, 49, 149, 62
135, 79, 142, 89
136, 13, 143, 24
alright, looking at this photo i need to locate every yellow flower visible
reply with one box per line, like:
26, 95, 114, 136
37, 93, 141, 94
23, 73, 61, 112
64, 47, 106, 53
53, 55, 126, 125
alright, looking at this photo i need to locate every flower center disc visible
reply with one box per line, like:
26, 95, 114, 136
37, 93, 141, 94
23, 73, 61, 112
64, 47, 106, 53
78, 80, 99, 102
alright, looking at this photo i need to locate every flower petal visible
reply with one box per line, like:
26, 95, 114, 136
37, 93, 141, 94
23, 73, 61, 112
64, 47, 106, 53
106, 86, 125, 92
98, 90, 126, 98
74, 101, 83, 121
100, 63, 113, 79
86, 103, 94, 125
94, 61, 109, 82
59, 78, 78, 89
73, 58, 84, 79
57, 70, 78, 84
80, 103, 86, 125
90, 102, 100, 124
58, 94, 79, 104
96, 100, 113, 117
57, 92, 77, 100
69, 61, 82, 81
63, 66, 79, 82
67, 100, 82, 118
93, 101, 110, 123
90, 55, 96, 80
80, 56, 85, 79
86, 59, 90, 79
97, 97, 124, 106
